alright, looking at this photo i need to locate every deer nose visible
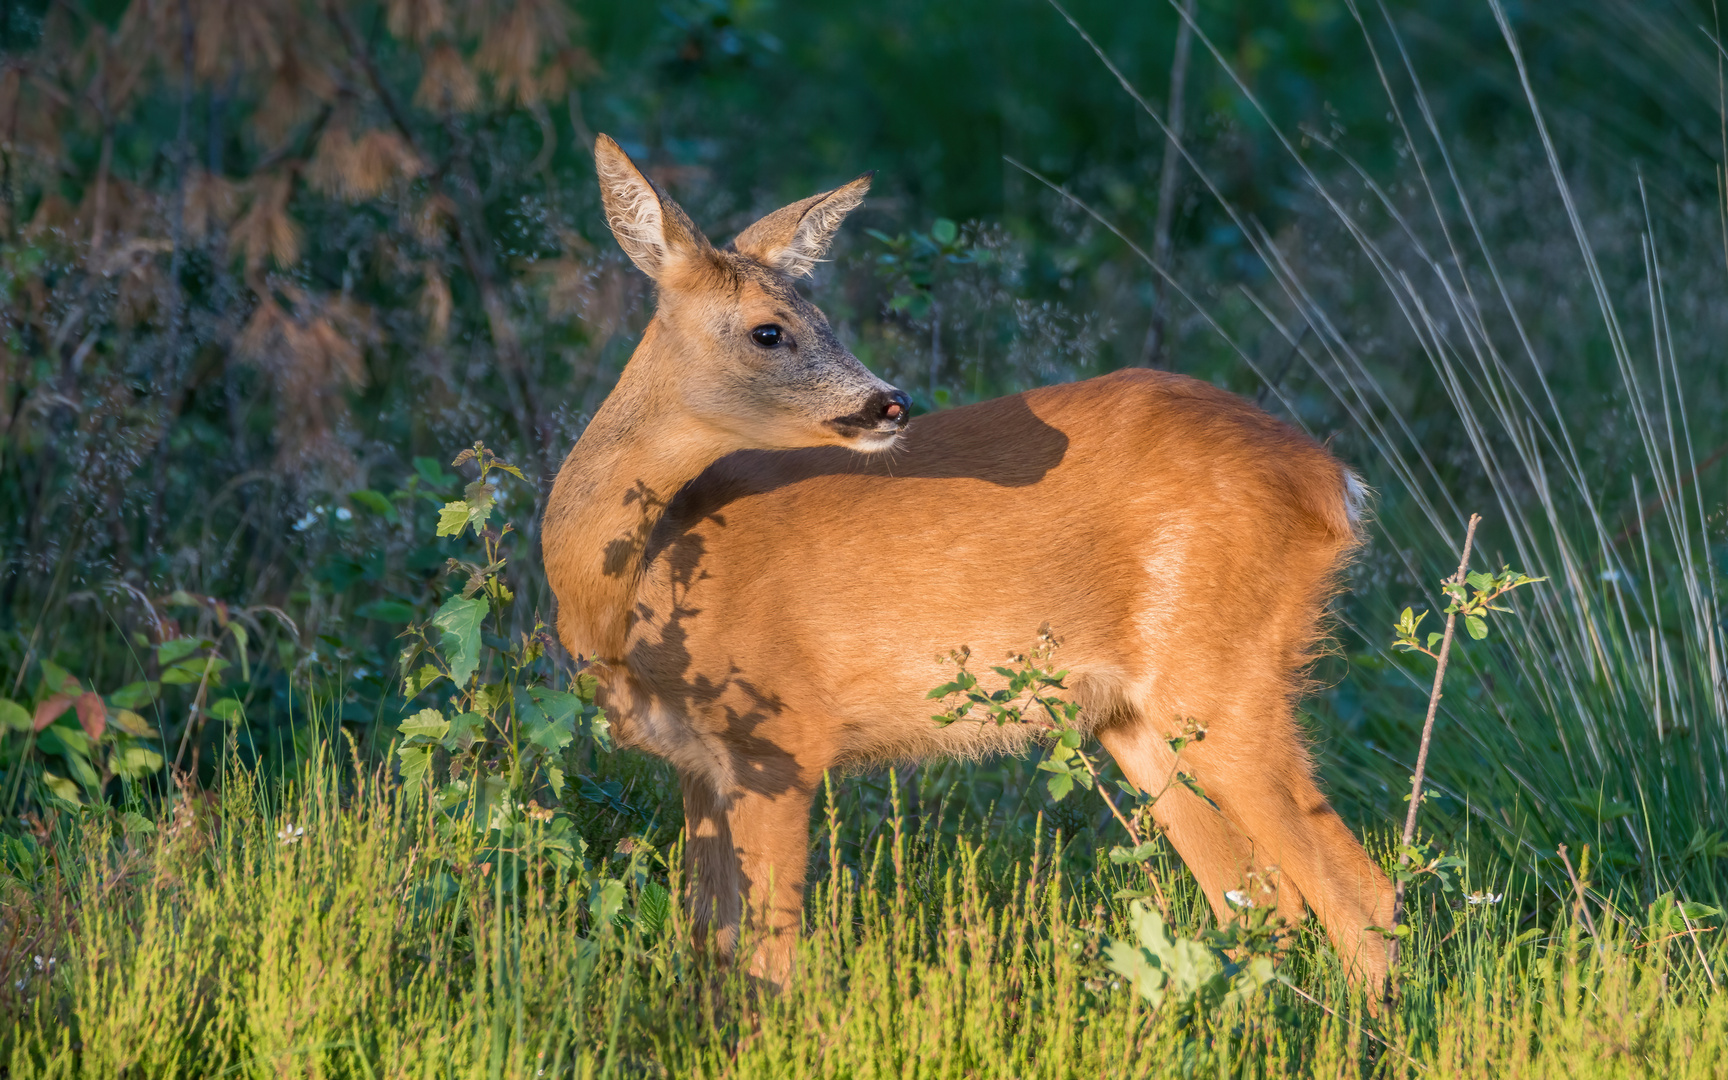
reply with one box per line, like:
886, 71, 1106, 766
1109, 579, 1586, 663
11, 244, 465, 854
881, 389, 911, 426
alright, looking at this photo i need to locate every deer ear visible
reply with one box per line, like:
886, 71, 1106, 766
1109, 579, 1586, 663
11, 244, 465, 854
730, 173, 873, 278
594, 134, 707, 280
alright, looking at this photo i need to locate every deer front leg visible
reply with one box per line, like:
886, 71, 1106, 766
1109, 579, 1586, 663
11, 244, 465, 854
679, 767, 817, 984
726, 779, 817, 985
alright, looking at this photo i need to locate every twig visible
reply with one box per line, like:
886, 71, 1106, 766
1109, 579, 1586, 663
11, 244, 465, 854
1387, 512, 1480, 988
1678, 908, 1721, 990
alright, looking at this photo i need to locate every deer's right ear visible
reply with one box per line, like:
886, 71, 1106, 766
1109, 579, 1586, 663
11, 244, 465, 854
594, 134, 705, 280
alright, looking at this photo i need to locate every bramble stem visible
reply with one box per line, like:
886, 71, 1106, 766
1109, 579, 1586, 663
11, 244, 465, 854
1387, 512, 1480, 991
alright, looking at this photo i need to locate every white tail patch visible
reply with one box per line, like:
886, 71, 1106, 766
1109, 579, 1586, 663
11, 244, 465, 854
1343, 470, 1370, 526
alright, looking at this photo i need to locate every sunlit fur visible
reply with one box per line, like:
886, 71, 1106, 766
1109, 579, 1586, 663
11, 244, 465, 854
542, 135, 1395, 993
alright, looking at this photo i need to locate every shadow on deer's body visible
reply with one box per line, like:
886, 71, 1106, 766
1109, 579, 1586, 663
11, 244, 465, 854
543, 135, 1395, 992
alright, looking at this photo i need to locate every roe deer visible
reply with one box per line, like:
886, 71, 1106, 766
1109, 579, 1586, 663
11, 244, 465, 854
543, 135, 1395, 990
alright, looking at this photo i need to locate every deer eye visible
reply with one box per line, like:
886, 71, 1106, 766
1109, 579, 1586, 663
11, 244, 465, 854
750, 324, 783, 348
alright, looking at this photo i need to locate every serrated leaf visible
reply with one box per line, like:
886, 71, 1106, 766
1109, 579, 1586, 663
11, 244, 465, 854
1058, 727, 1083, 749
436, 500, 474, 537
404, 664, 444, 697
1466, 571, 1493, 590
1046, 771, 1075, 802
1679, 901, 1721, 922
443, 711, 484, 752
1466, 615, 1488, 640
400, 708, 450, 741
431, 595, 488, 687
121, 810, 156, 836
398, 744, 436, 787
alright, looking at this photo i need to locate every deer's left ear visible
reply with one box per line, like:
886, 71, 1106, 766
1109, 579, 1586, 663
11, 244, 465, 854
729, 173, 873, 278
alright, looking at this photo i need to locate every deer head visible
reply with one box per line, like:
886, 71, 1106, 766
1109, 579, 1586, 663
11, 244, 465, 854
593, 134, 909, 452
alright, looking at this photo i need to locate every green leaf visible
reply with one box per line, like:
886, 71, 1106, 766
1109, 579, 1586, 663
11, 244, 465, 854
443, 711, 484, 752
350, 488, 396, 520
112, 710, 158, 738
437, 500, 474, 537
42, 773, 82, 805
228, 623, 249, 682
161, 656, 228, 685
431, 595, 488, 687
1465, 615, 1488, 640
1108, 841, 1159, 864
35, 725, 91, 759
638, 881, 671, 937
403, 665, 444, 697
1058, 727, 1083, 749
207, 698, 244, 722
1046, 771, 1075, 802
112, 745, 164, 779
930, 217, 958, 245
590, 879, 627, 930
108, 681, 160, 709
1679, 901, 1721, 922
398, 744, 436, 787
0, 698, 30, 732
1466, 571, 1494, 591
39, 659, 80, 696
156, 638, 201, 666
414, 456, 458, 490
121, 810, 156, 837
356, 600, 416, 623
400, 708, 450, 741
1103, 901, 1223, 1008
574, 672, 599, 703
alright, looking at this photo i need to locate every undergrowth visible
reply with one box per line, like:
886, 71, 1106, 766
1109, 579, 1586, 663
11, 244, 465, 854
0, 738, 1723, 1078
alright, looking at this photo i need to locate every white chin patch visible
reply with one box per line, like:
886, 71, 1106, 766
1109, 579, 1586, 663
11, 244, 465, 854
852, 430, 902, 453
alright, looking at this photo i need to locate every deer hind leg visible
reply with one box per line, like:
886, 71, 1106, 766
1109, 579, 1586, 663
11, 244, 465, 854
679, 765, 817, 986
1178, 701, 1394, 990
1098, 720, 1308, 929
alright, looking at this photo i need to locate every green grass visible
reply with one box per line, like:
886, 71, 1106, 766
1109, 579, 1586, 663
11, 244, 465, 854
1, 735, 1723, 1079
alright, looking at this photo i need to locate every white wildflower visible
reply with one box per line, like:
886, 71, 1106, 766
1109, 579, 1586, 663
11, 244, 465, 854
1225, 889, 1256, 909
1465, 891, 1503, 906
277, 823, 305, 845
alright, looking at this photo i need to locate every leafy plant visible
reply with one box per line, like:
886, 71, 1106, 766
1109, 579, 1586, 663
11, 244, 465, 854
1, 623, 261, 814
1383, 514, 1543, 983
391, 442, 659, 927
927, 627, 1278, 994
1104, 898, 1279, 1012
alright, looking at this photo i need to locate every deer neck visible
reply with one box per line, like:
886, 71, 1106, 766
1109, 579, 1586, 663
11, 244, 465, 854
543, 320, 729, 662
